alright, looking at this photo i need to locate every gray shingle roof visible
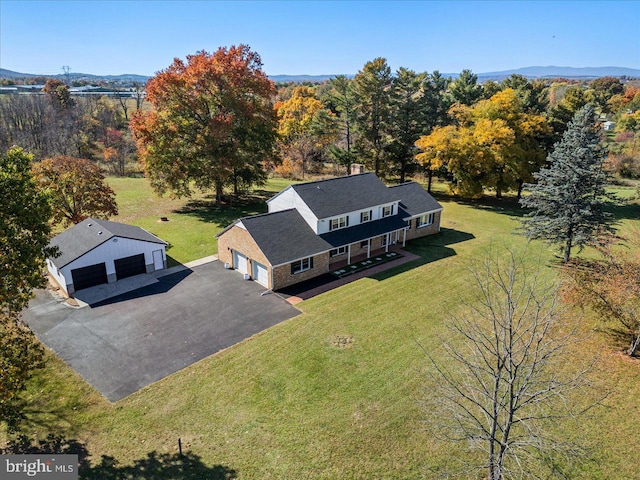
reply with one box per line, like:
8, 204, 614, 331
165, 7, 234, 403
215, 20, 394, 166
49, 218, 167, 268
240, 210, 332, 266
287, 173, 400, 219
320, 216, 408, 247
237, 209, 409, 266
390, 182, 443, 218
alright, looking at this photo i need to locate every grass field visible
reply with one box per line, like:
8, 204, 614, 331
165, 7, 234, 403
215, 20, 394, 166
9, 177, 640, 478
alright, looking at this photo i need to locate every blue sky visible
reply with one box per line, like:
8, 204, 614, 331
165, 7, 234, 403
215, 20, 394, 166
1, 1, 639, 76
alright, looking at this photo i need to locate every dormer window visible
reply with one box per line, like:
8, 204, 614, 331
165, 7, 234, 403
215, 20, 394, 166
382, 205, 393, 218
329, 216, 348, 231
360, 210, 372, 223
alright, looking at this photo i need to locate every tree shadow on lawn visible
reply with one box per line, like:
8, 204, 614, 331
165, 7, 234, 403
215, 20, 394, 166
2, 434, 237, 480
172, 191, 271, 226
371, 228, 475, 281
605, 201, 640, 222
432, 191, 527, 218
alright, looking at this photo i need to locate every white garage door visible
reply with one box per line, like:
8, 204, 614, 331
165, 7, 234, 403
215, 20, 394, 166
233, 251, 248, 274
252, 261, 268, 287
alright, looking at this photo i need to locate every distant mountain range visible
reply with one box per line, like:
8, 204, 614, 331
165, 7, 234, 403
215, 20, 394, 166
2, 66, 639, 84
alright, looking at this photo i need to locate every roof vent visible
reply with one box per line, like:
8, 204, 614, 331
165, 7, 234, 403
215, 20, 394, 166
98, 231, 103, 235
88, 223, 93, 227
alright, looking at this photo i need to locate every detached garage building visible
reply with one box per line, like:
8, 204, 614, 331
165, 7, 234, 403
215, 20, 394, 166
47, 218, 168, 296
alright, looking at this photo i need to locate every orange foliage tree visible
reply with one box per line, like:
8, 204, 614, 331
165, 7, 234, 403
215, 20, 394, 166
130, 46, 278, 203
32, 156, 118, 226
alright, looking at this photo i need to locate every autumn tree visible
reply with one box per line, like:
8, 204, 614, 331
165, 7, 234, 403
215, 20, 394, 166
425, 247, 596, 479
277, 86, 338, 179
416, 89, 550, 198
1, 147, 53, 431
563, 232, 640, 356
42, 79, 73, 110
353, 58, 392, 176
548, 86, 589, 141
102, 128, 136, 176
588, 76, 624, 113
131, 46, 278, 203
32, 156, 118, 225
519, 105, 616, 263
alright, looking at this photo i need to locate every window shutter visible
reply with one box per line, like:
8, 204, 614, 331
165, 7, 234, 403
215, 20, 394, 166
310, 257, 314, 269
291, 262, 295, 275
346, 216, 349, 227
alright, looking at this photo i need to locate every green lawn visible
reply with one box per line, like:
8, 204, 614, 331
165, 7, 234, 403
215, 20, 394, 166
106, 177, 296, 266
8, 178, 640, 478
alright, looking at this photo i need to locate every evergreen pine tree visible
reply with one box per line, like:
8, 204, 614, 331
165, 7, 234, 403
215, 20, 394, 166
519, 104, 615, 263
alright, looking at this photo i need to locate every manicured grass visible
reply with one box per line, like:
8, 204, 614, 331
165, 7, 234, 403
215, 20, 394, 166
9, 178, 640, 478
106, 177, 296, 266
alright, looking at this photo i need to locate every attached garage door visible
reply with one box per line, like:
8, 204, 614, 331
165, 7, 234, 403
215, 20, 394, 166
114, 253, 146, 280
252, 261, 268, 287
233, 251, 248, 275
71, 263, 107, 291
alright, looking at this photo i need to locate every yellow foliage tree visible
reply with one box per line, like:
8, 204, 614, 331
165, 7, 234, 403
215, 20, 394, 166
277, 86, 338, 178
416, 89, 550, 198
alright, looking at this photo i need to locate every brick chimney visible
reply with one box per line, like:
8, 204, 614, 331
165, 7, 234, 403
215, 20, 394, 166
350, 163, 365, 175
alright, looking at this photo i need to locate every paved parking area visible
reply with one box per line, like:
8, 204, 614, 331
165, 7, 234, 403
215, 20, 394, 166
23, 261, 299, 402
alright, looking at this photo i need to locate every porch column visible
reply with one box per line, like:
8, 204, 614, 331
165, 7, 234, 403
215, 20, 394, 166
367, 239, 371, 258
402, 228, 406, 247
347, 244, 351, 264
385, 234, 389, 253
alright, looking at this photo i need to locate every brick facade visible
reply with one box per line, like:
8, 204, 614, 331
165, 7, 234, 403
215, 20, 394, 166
217, 225, 272, 288
217, 210, 441, 291
272, 252, 331, 290
404, 211, 441, 241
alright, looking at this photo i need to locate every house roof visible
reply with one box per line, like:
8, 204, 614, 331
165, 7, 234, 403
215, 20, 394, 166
286, 173, 400, 219
390, 182, 443, 218
49, 218, 167, 268
320, 216, 408, 247
238, 209, 332, 266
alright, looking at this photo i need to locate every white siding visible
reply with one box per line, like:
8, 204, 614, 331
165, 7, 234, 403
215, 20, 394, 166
59, 237, 166, 285
268, 187, 319, 233
316, 201, 401, 234
47, 258, 70, 295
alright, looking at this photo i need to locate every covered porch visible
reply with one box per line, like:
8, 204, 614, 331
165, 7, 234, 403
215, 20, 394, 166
327, 228, 407, 271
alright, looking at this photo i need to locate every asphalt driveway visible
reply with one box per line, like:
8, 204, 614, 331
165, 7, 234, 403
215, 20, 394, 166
23, 261, 299, 402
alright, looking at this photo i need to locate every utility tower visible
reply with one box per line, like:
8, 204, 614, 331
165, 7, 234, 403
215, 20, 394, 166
62, 66, 71, 85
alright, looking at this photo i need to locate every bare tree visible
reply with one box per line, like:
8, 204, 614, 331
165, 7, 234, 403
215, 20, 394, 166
423, 247, 599, 480
132, 82, 145, 111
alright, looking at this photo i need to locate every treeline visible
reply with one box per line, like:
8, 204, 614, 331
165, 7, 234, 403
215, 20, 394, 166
0, 79, 137, 176
275, 60, 640, 197
2, 56, 639, 199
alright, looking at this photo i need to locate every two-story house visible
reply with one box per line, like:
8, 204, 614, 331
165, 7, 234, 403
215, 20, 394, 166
216, 173, 442, 290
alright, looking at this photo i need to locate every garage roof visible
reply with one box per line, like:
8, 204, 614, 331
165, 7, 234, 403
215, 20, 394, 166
49, 218, 167, 268
238, 209, 332, 266
390, 182, 443, 218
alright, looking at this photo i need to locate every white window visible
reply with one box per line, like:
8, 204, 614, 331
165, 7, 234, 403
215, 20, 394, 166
382, 205, 393, 218
291, 257, 313, 274
417, 213, 435, 228
330, 246, 347, 257
360, 210, 372, 223
330, 216, 348, 231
